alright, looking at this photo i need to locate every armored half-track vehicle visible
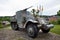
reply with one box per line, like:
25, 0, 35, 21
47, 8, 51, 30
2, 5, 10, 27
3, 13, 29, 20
10, 7, 54, 38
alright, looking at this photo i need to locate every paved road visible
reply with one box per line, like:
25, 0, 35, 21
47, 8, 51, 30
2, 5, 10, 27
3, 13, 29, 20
0, 27, 60, 40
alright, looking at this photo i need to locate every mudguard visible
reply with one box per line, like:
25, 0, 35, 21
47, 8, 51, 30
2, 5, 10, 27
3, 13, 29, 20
27, 19, 38, 23
24, 19, 38, 28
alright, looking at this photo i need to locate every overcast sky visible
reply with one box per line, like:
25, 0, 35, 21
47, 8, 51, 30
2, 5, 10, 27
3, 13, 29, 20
0, 0, 60, 16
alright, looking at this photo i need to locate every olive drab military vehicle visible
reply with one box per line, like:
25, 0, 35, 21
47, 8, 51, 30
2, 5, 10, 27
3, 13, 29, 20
10, 7, 54, 38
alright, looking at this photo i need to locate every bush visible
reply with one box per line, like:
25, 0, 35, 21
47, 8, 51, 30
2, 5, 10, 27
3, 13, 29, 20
50, 19, 60, 25
0, 16, 10, 22
57, 19, 60, 24
50, 21, 58, 25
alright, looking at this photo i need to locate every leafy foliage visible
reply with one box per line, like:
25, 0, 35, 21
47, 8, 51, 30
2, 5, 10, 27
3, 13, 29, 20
57, 10, 60, 16
50, 19, 60, 25
50, 20, 58, 25
57, 19, 60, 24
0, 16, 10, 22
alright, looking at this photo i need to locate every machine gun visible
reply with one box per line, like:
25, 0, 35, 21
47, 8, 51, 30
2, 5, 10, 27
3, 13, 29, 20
23, 6, 32, 11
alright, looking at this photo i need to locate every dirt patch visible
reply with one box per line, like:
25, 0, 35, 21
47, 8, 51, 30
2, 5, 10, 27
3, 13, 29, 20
0, 27, 60, 40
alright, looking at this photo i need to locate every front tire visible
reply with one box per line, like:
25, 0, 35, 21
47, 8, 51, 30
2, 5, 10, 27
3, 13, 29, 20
11, 22, 18, 30
41, 29, 50, 33
26, 24, 38, 38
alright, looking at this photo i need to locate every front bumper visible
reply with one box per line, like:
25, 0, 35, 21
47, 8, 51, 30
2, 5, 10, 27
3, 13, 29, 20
46, 24, 54, 28
37, 24, 54, 30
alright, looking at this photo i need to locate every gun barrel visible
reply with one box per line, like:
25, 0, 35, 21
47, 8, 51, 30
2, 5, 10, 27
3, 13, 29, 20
23, 6, 32, 11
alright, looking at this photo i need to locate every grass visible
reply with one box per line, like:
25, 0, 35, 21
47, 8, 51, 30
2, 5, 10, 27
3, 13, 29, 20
17, 37, 25, 40
3, 26, 11, 30
0, 23, 11, 30
50, 25, 60, 35
0, 23, 4, 29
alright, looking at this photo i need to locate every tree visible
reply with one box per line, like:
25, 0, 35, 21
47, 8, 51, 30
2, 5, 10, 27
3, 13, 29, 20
57, 10, 60, 16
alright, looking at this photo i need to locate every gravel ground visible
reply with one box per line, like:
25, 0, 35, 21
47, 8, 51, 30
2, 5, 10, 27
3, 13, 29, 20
0, 27, 60, 40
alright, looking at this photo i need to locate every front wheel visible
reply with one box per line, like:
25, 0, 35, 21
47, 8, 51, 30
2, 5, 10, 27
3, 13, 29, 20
26, 24, 39, 38
11, 22, 19, 30
41, 29, 50, 33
